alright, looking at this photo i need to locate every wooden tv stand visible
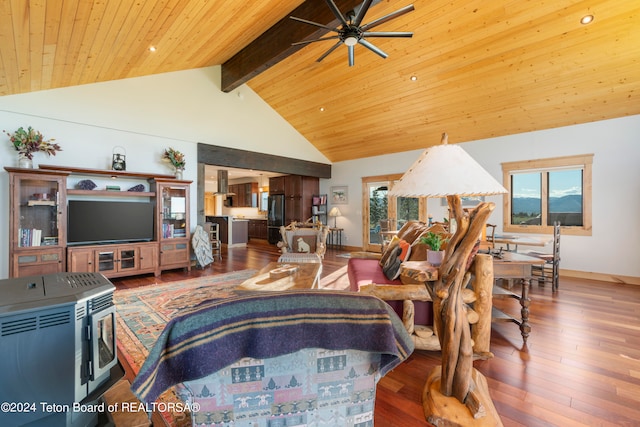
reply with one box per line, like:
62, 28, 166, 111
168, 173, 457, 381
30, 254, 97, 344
68, 241, 160, 278
5, 165, 192, 279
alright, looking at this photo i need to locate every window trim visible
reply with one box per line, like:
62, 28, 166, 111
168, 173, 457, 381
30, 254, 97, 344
502, 154, 593, 236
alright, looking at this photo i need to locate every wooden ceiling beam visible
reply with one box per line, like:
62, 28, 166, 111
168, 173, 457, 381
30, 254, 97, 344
221, 0, 363, 93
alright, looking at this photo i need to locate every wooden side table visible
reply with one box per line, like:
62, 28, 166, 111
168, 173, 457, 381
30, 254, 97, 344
492, 252, 545, 343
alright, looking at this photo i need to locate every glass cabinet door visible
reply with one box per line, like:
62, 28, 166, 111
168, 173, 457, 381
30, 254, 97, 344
160, 186, 187, 239
16, 176, 63, 248
8, 170, 67, 277
97, 251, 116, 273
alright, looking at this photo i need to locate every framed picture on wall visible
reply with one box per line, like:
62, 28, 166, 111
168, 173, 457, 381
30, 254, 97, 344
331, 186, 348, 205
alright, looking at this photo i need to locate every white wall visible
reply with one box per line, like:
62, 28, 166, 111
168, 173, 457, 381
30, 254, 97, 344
322, 115, 640, 278
1, 65, 638, 279
0, 66, 329, 278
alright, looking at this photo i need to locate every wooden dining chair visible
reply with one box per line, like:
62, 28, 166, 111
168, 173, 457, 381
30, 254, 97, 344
528, 221, 561, 291
480, 223, 497, 252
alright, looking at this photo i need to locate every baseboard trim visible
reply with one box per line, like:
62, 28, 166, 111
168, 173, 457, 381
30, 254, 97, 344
561, 269, 640, 286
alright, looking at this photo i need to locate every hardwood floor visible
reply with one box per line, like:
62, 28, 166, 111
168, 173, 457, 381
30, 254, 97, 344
111, 240, 640, 427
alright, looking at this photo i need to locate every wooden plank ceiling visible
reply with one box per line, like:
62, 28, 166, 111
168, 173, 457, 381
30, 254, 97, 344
1, 1, 638, 162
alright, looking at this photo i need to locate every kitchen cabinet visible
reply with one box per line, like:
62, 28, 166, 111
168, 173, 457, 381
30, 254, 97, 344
206, 216, 248, 247
283, 175, 319, 225
232, 220, 249, 245
248, 219, 268, 240
269, 176, 286, 194
228, 182, 258, 207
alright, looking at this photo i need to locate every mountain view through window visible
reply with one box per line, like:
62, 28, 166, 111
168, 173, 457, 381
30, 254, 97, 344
511, 169, 583, 226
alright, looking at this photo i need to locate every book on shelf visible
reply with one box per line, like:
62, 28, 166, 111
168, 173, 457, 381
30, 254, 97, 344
312, 194, 328, 205
18, 228, 43, 247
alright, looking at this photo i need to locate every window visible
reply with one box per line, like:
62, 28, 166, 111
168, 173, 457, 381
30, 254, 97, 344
502, 154, 593, 236
361, 174, 427, 251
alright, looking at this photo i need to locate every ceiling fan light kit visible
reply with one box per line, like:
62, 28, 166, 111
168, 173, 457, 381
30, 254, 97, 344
291, 0, 414, 66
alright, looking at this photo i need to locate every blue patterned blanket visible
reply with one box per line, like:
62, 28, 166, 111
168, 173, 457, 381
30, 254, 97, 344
132, 290, 414, 404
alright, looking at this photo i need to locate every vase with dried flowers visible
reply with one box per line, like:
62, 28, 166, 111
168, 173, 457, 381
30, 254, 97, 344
4, 126, 62, 168
162, 147, 186, 179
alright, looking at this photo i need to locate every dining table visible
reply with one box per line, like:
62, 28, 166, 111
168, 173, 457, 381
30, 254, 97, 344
493, 234, 551, 252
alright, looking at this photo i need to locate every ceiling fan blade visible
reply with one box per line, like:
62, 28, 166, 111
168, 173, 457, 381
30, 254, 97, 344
348, 45, 355, 66
292, 35, 341, 46
363, 31, 413, 38
290, 16, 338, 32
353, 0, 374, 27
317, 41, 343, 62
325, 0, 349, 27
358, 39, 388, 59
360, 4, 415, 31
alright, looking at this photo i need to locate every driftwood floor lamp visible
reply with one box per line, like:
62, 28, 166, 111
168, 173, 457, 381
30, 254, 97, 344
389, 133, 508, 426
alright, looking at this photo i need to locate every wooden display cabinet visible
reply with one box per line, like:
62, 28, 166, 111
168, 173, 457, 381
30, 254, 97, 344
5, 168, 69, 277
153, 178, 191, 273
6, 165, 191, 279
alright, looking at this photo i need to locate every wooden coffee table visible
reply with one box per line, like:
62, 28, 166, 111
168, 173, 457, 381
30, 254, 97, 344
236, 262, 321, 291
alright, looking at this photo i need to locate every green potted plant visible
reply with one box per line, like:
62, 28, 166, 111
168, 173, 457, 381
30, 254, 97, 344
162, 147, 186, 178
421, 231, 447, 266
4, 126, 61, 168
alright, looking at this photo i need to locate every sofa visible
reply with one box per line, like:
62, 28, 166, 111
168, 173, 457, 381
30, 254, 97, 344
131, 291, 414, 427
347, 221, 494, 355
348, 221, 440, 349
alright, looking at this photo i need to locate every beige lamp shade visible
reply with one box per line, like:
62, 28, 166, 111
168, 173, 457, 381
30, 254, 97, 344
388, 134, 507, 197
328, 207, 342, 228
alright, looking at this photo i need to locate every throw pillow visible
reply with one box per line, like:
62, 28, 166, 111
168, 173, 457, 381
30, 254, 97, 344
382, 239, 411, 280
397, 221, 430, 244
379, 235, 400, 267
292, 234, 316, 253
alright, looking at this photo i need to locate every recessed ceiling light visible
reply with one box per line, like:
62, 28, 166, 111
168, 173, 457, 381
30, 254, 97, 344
149, 46, 157, 52
580, 14, 594, 25
410, 75, 418, 81
319, 107, 325, 112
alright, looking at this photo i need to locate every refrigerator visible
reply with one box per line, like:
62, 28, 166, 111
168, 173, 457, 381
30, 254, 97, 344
267, 194, 285, 244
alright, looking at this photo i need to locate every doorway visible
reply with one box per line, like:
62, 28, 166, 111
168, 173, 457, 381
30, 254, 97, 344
362, 174, 427, 252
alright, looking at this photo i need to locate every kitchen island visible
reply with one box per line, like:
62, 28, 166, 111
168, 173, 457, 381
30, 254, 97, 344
206, 216, 248, 248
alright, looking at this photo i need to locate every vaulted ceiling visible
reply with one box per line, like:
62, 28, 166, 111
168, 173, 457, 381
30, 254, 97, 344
1, 1, 638, 162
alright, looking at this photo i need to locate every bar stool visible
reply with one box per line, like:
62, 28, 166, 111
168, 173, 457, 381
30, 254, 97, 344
206, 222, 222, 261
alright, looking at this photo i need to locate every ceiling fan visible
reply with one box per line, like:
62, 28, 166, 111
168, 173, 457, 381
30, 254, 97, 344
290, 0, 414, 66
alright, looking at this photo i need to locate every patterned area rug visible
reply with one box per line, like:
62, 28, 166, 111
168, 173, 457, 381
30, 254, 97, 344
114, 269, 257, 426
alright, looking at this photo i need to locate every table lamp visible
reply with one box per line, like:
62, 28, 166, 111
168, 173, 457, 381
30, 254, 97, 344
389, 133, 507, 426
328, 207, 342, 228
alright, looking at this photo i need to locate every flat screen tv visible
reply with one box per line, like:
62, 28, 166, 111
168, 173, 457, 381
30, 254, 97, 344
67, 200, 155, 245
